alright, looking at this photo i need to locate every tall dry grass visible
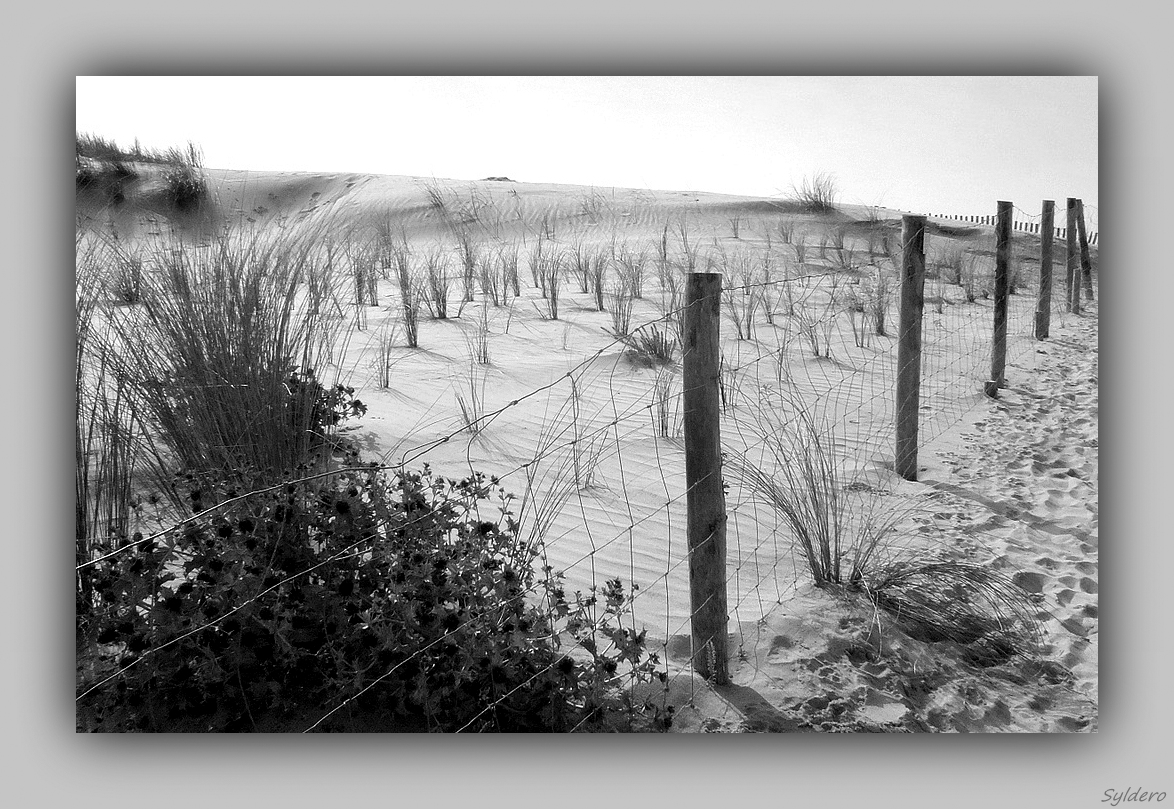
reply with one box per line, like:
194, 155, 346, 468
726, 391, 909, 588
75, 232, 158, 609
422, 244, 452, 319
789, 171, 839, 213
100, 222, 351, 494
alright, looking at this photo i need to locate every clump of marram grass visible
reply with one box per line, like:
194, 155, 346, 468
347, 235, 379, 306
75, 133, 139, 198
160, 142, 207, 211
789, 171, 839, 213
725, 390, 916, 588
498, 241, 521, 298
105, 243, 144, 306
77, 132, 188, 166
777, 217, 796, 244
75, 156, 101, 190
929, 242, 967, 285
792, 273, 850, 359
478, 251, 504, 307
650, 365, 679, 438
465, 303, 492, 365
455, 229, 479, 303
843, 284, 874, 349
454, 354, 487, 436
422, 244, 452, 319
719, 249, 762, 341
859, 561, 1043, 667
526, 242, 562, 319
529, 234, 550, 297
74, 220, 363, 614
579, 187, 607, 222
606, 277, 636, 338
867, 265, 892, 336
372, 319, 402, 389
101, 221, 357, 493
959, 252, 991, 303
653, 222, 671, 280
829, 225, 856, 270
727, 389, 1043, 665
390, 239, 422, 348
570, 240, 592, 294
590, 250, 609, 312
620, 323, 677, 366
75, 232, 159, 614
729, 214, 742, 239
615, 242, 648, 300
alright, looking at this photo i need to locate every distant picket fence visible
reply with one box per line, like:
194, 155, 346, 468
927, 210, 1099, 246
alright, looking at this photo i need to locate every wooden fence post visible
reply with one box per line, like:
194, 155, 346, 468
682, 272, 728, 684
1076, 199, 1095, 301
1035, 200, 1054, 339
989, 201, 1013, 392
895, 215, 927, 481
1066, 198, 1081, 314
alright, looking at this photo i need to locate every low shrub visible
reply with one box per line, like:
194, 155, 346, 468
76, 466, 669, 732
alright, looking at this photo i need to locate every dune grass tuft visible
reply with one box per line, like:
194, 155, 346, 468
160, 142, 208, 211
728, 387, 1043, 665
863, 561, 1043, 665
725, 392, 909, 588
100, 223, 354, 495
789, 171, 839, 214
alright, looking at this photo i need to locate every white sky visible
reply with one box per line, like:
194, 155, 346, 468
76, 76, 1098, 227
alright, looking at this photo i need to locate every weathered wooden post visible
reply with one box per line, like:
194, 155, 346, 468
990, 201, 1013, 392
1077, 199, 1095, 301
1066, 198, 1081, 314
682, 271, 728, 684
895, 215, 927, 481
1035, 200, 1055, 339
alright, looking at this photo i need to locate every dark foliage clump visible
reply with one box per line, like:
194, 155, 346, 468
77, 466, 669, 732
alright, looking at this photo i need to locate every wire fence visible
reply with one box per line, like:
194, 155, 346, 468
74, 193, 1098, 731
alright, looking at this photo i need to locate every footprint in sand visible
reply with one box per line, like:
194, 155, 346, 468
766, 635, 799, 664
1061, 639, 1091, 671
1012, 571, 1046, 594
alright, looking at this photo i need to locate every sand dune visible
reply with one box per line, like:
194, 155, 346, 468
76, 166, 1098, 732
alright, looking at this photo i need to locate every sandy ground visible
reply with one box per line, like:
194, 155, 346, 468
667, 301, 1098, 733
77, 167, 1098, 732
